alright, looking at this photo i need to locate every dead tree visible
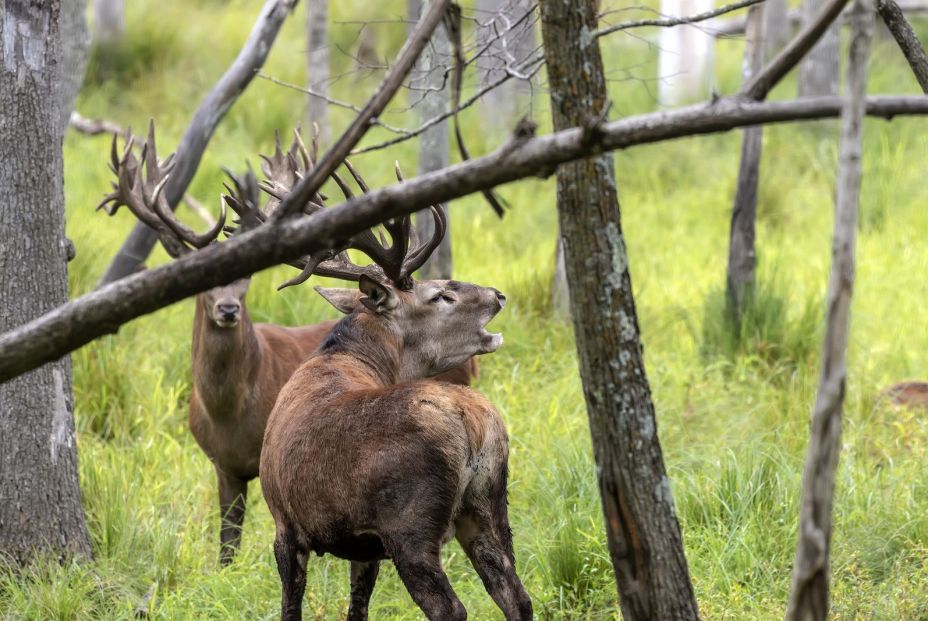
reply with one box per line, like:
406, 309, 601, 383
799, 0, 842, 96
726, 4, 766, 325
764, 0, 792, 57
786, 0, 873, 617
413, 0, 452, 279
93, 0, 124, 45
0, 0, 92, 565
658, 0, 716, 106
305, 0, 330, 145
540, 0, 700, 618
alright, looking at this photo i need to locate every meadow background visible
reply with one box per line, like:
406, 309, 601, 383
3, 0, 928, 618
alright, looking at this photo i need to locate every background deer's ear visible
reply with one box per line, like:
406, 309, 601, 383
358, 274, 398, 314
313, 286, 359, 314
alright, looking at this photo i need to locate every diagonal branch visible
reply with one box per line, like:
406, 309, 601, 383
596, 0, 766, 38
740, 0, 849, 100
877, 0, 928, 92
1, 94, 928, 384
273, 0, 452, 219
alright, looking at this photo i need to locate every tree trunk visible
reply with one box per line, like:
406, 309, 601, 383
726, 5, 766, 325
539, 1, 700, 619
552, 238, 570, 319
412, 0, 452, 279
764, 0, 791, 59
785, 0, 873, 617
799, 0, 842, 96
658, 0, 715, 106
475, 0, 536, 125
305, 0, 330, 145
0, 0, 92, 565
93, 0, 124, 46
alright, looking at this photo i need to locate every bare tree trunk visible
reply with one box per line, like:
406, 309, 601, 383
785, 0, 873, 617
0, 0, 92, 565
475, 0, 536, 125
799, 0, 842, 96
413, 0, 452, 279
764, 0, 792, 58
658, 0, 716, 106
726, 5, 766, 325
93, 0, 124, 46
540, 1, 700, 618
305, 0, 330, 145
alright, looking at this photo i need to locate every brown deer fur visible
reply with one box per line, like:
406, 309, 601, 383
261, 277, 532, 621
190, 279, 477, 565
879, 381, 928, 410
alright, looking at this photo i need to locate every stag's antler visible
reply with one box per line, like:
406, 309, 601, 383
98, 121, 226, 258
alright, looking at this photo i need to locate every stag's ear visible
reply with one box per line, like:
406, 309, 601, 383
358, 274, 398, 314
314, 286, 359, 314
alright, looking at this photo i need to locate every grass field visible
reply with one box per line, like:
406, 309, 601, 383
3, 0, 928, 618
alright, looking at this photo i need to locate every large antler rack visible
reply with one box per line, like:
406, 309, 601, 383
223, 125, 447, 291
98, 121, 227, 259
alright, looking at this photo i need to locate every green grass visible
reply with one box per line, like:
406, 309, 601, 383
3, 0, 928, 618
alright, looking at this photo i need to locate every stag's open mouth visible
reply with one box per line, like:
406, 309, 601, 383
478, 306, 504, 353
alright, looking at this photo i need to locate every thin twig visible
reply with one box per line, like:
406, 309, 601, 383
69, 111, 128, 137
595, 0, 766, 38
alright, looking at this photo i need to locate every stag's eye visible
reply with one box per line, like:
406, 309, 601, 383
430, 293, 444, 304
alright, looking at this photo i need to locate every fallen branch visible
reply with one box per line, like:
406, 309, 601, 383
877, 0, 928, 92
98, 0, 298, 285
1, 94, 927, 384
69, 111, 128, 137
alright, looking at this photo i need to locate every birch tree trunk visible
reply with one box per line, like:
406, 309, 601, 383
0, 0, 92, 565
785, 0, 873, 617
540, 1, 700, 618
764, 0, 791, 59
305, 0, 330, 145
413, 0, 452, 279
726, 5, 766, 325
658, 0, 715, 106
93, 0, 124, 46
799, 0, 842, 96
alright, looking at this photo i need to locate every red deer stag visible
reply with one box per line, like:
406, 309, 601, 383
259, 173, 532, 621
100, 124, 476, 565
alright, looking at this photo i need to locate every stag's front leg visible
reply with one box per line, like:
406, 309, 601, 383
274, 525, 308, 621
347, 560, 380, 620
216, 468, 248, 566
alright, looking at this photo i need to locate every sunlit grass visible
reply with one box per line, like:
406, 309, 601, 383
3, 0, 928, 618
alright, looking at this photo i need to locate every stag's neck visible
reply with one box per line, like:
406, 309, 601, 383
191, 297, 261, 417
317, 311, 401, 387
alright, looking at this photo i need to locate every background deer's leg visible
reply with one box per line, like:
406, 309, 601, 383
384, 538, 466, 621
216, 467, 248, 566
273, 525, 308, 621
347, 560, 380, 620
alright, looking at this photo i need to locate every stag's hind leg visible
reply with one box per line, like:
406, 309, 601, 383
216, 468, 248, 566
274, 525, 308, 621
385, 538, 466, 621
347, 560, 380, 621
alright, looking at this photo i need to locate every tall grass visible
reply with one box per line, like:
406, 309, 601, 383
2, 0, 928, 618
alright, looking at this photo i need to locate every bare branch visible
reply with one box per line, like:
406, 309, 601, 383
877, 0, 928, 92
98, 0, 298, 285
786, 0, 874, 616
69, 111, 128, 137
595, 0, 766, 38
1, 94, 927, 383
274, 0, 453, 219
741, 0, 849, 100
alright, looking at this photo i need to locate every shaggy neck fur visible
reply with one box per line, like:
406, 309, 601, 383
318, 310, 402, 386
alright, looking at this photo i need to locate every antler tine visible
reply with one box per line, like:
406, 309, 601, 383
310, 122, 320, 165
402, 205, 447, 278
343, 159, 370, 194
221, 165, 264, 233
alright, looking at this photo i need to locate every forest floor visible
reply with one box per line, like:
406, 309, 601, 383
3, 0, 928, 619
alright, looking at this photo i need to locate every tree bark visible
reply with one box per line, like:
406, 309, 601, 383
305, 0, 330, 145
764, 0, 792, 58
93, 0, 124, 45
876, 0, 928, 92
0, 0, 92, 565
726, 5, 766, 324
799, 0, 842, 96
785, 0, 873, 618
658, 0, 715, 106
413, 0, 452, 279
540, 1, 700, 619
3, 94, 928, 384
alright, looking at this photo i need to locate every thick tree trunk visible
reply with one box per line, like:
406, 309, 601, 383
0, 0, 92, 565
305, 0, 330, 145
540, 1, 700, 619
475, 0, 536, 125
785, 0, 873, 617
93, 0, 124, 45
799, 0, 842, 96
413, 0, 452, 279
658, 0, 715, 106
726, 5, 766, 324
